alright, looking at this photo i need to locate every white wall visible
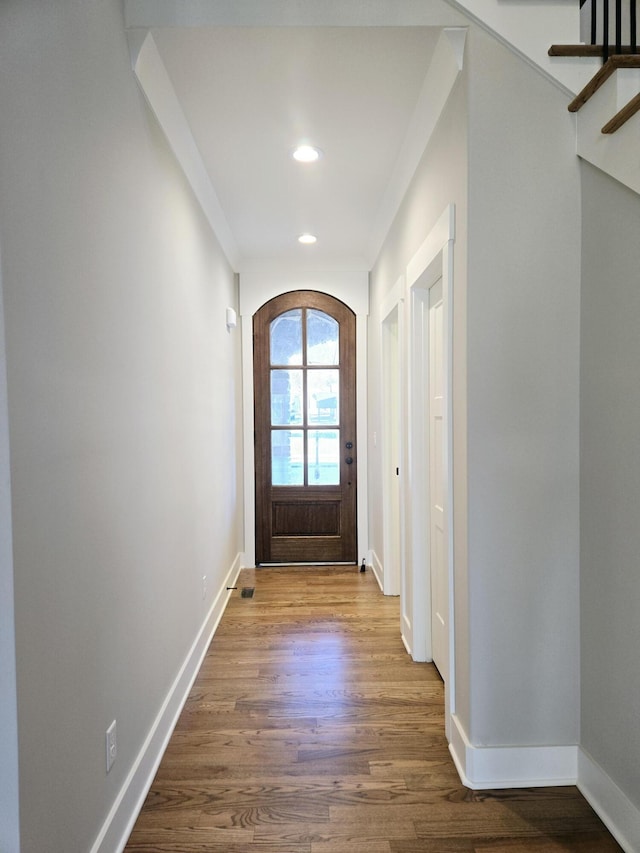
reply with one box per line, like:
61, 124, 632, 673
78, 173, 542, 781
448, 0, 593, 95
0, 252, 20, 852
580, 161, 640, 815
465, 25, 581, 751
370, 17, 582, 785
0, 1, 242, 851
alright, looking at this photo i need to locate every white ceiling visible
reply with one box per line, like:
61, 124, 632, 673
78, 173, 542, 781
152, 26, 440, 269
126, 1, 468, 270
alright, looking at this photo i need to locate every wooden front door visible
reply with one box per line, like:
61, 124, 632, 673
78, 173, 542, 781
254, 291, 357, 564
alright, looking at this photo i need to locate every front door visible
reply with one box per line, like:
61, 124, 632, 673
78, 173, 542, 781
254, 291, 357, 564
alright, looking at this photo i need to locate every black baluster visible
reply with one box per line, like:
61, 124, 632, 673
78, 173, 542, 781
592, 0, 598, 45
604, 0, 610, 60
616, 0, 622, 52
631, 0, 638, 52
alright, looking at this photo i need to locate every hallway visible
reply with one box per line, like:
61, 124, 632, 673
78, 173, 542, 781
124, 566, 619, 852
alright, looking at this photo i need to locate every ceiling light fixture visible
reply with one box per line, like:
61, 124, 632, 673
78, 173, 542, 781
292, 144, 321, 163
298, 233, 317, 245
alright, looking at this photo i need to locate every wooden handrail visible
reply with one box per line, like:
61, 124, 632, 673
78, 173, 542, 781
549, 44, 639, 56
567, 54, 640, 112
602, 89, 640, 130
550, 2, 640, 132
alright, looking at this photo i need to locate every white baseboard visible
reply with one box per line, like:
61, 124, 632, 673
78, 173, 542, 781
449, 714, 579, 789
370, 549, 384, 592
89, 554, 243, 853
578, 747, 640, 853
400, 630, 412, 656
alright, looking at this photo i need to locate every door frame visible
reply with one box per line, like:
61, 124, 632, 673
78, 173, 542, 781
379, 277, 405, 597
405, 204, 456, 736
239, 270, 369, 568
253, 291, 357, 564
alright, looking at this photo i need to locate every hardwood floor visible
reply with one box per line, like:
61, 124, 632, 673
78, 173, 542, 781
124, 566, 621, 853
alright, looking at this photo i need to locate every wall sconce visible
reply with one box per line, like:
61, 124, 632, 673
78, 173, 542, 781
226, 307, 237, 330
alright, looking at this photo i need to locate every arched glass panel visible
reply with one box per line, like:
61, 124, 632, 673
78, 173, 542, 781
270, 309, 302, 365
307, 309, 339, 365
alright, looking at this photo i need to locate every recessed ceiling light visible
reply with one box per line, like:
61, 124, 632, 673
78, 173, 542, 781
292, 145, 322, 163
298, 233, 317, 245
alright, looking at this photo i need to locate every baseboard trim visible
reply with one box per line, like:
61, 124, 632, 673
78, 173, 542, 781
90, 554, 243, 853
578, 747, 640, 853
449, 714, 579, 789
370, 549, 384, 592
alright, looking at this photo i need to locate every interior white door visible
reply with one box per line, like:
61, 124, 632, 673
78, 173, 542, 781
429, 278, 448, 679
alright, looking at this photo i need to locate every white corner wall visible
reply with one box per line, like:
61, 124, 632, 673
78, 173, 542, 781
579, 160, 640, 852
463, 24, 581, 764
0, 251, 20, 852
0, 1, 243, 851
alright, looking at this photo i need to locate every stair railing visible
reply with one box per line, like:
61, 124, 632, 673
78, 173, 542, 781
549, 1, 640, 131
579, 0, 638, 60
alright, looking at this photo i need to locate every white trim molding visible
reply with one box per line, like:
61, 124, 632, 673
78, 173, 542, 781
129, 30, 240, 268
370, 549, 385, 593
380, 276, 405, 599
90, 555, 243, 853
405, 203, 456, 735
578, 748, 640, 853
368, 28, 466, 265
450, 714, 579, 790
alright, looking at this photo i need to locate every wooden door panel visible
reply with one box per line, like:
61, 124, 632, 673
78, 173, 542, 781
272, 499, 341, 536
254, 291, 357, 564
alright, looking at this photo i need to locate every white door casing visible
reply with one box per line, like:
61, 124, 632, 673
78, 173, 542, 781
405, 204, 455, 738
429, 277, 448, 678
380, 278, 404, 599
404, 283, 429, 659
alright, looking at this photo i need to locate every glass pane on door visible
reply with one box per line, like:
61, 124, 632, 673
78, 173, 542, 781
271, 430, 304, 485
307, 310, 339, 365
308, 430, 340, 485
270, 369, 303, 425
308, 369, 339, 425
270, 309, 302, 365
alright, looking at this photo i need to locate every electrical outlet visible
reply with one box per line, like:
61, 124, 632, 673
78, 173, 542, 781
202, 575, 207, 599
106, 720, 117, 773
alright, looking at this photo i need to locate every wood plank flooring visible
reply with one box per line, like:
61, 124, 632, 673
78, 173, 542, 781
124, 566, 621, 853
